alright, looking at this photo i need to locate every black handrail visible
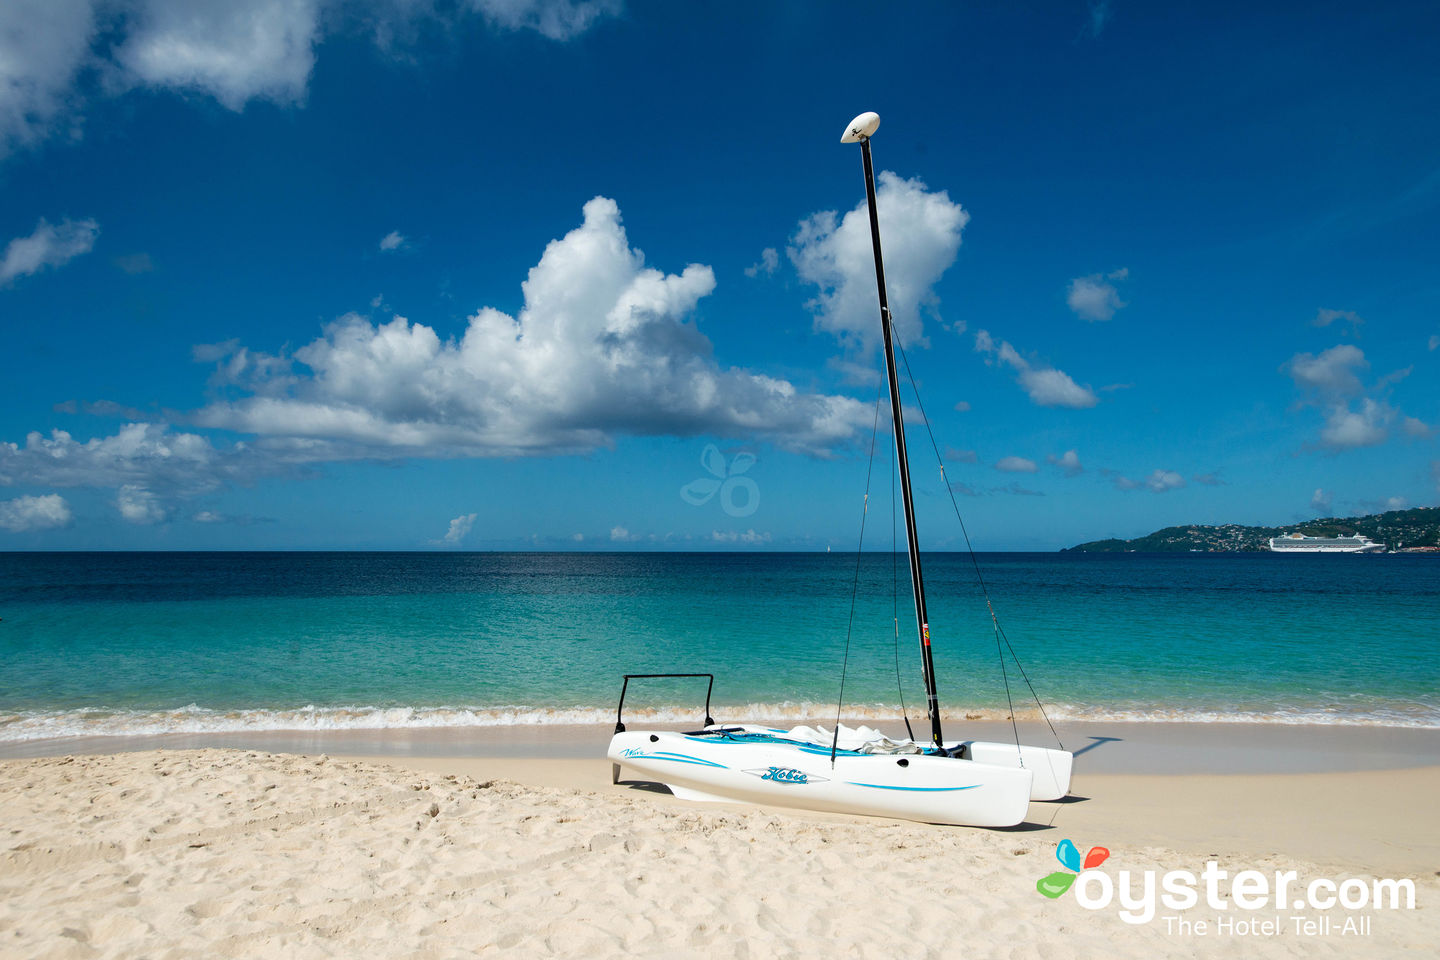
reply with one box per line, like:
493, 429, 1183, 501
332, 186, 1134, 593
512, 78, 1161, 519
614, 673, 715, 733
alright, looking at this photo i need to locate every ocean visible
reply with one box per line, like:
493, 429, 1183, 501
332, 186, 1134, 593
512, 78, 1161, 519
1, 551, 1437, 742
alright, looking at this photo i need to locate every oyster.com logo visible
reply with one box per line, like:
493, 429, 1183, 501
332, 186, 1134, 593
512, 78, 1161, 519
681, 444, 759, 517
1037, 838, 1110, 898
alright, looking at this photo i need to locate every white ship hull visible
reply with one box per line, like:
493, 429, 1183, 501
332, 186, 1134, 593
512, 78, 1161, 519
609, 725, 1072, 828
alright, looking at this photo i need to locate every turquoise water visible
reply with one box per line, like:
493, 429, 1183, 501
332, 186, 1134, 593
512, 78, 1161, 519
1, 551, 1437, 739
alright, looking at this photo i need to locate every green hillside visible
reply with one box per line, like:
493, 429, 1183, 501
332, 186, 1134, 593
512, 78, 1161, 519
1063, 507, 1440, 552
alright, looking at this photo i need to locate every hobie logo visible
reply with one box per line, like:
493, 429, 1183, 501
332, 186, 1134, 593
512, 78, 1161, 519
1037, 838, 1110, 899
743, 766, 825, 785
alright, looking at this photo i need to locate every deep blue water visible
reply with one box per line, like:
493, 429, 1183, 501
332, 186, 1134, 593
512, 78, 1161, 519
1, 551, 1436, 739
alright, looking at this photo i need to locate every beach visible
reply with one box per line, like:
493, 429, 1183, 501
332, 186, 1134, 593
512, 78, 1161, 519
3, 722, 1437, 958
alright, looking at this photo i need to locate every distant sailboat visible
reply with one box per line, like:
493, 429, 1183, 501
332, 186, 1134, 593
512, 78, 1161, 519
608, 113, 1072, 827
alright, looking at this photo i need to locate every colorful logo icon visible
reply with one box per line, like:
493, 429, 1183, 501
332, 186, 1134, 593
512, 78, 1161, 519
1036, 838, 1109, 898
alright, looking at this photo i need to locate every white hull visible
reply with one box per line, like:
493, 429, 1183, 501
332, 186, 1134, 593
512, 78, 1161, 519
609, 725, 1071, 828
1268, 545, 1383, 553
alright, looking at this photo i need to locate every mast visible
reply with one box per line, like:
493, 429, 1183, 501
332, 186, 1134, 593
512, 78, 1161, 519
842, 113, 944, 748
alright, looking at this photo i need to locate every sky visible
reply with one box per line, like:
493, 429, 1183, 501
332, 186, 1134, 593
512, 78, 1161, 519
1, 0, 1437, 551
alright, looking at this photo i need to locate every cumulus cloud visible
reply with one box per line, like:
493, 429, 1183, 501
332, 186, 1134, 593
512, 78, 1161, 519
1403, 416, 1431, 438
0, 493, 72, 531
1284, 344, 1367, 399
1048, 449, 1083, 477
441, 512, 477, 544
744, 247, 778, 278
112, 0, 322, 110
1312, 308, 1363, 335
609, 525, 631, 542
994, 455, 1037, 473
1, 0, 619, 155
379, 230, 406, 252
1, 217, 99, 285
116, 484, 166, 524
974, 329, 1098, 408
710, 528, 771, 544
953, 400, 971, 412
790, 171, 968, 356
1066, 267, 1127, 322
468, 0, 621, 41
194, 196, 869, 458
1320, 398, 1393, 449
1310, 488, 1332, 513
0, 0, 95, 153
1429, 334, 1439, 351
1106, 468, 1185, 493
1283, 343, 1418, 451
0, 422, 245, 491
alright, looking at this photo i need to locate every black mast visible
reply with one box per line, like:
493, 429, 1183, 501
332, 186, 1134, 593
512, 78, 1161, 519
854, 125, 944, 749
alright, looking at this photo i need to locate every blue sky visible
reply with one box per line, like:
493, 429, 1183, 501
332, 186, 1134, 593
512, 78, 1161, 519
1, 0, 1437, 551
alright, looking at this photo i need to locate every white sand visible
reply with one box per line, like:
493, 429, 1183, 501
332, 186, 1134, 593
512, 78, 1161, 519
3, 750, 1436, 958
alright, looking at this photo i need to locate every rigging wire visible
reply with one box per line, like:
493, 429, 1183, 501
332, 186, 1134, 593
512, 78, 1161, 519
890, 417, 915, 743
831, 381, 887, 766
892, 331, 1066, 754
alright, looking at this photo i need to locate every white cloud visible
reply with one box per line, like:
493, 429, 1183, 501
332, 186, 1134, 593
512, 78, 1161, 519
1047, 449, 1083, 477
944, 447, 978, 464
609, 525, 630, 541
442, 512, 477, 543
790, 171, 968, 356
1066, 268, 1127, 322
1, 217, 99, 285
995, 455, 1037, 473
379, 230, 406, 251
1284, 344, 1367, 399
1320, 398, 1393, 449
113, 0, 322, 111
710, 528, 771, 544
953, 400, 970, 412
1145, 469, 1184, 492
0, 493, 72, 531
467, 0, 621, 41
1, 0, 618, 156
744, 247, 778, 278
1312, 308, 1363, 334
1403, 416, 1431, 438
0, 0, 95, 153
116, 484, 166, 524
0, 422, 239, 490
195, 196, 869, 458
1106, 468, 1185, 493
1429, 334, 1439, 351
1192, 472, 1222, 486
1310, 488, 1331, 513
974, 329, 1098, 409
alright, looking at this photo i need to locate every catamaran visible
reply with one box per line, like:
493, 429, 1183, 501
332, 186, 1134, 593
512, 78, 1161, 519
607, 113, 1073, 828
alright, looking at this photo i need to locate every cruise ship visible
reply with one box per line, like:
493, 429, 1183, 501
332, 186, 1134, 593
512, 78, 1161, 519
1268, 533, 1385, 553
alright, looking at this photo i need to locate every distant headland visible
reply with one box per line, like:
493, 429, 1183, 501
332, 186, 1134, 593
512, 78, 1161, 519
1062, 507, 1440, 553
